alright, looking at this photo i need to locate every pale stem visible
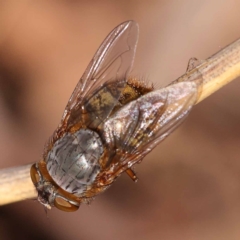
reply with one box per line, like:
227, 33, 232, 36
1, 38, 240, 206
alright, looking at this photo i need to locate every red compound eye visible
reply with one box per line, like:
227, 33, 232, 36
54, 195, 80, 212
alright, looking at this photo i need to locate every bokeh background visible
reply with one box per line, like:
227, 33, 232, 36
1, 1, 240, 239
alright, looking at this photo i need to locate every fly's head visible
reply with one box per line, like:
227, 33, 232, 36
30, 162, 80, 212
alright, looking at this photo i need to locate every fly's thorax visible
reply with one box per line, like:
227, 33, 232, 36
46, 128, 103, 196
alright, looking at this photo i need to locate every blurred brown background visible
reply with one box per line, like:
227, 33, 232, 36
1, 1, 240, 240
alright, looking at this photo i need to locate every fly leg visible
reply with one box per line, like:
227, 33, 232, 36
125, 168, 138, 182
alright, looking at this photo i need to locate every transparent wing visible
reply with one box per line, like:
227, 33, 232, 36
63, 21, 139, 129
101, 81, 200, 183
43, 21, 138, 159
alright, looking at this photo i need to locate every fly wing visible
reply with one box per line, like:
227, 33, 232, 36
63, 21, 139, 129
101, 81, 200, 183
43, 21, 138, 159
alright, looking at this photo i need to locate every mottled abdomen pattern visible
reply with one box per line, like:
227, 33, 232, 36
46, 129, 103, 196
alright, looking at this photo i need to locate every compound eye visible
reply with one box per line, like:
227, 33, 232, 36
54, 196, 80, 212
30, 164, 40, 185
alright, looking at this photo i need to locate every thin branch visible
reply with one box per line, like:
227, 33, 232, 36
0, 164, 37, 205
1, 38, 240, 206
175, 38, 240, 103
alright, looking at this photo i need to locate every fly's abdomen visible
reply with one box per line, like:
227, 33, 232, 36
46, 129, 103, 195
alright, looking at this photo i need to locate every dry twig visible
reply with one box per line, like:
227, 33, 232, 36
1, 38, 240, 206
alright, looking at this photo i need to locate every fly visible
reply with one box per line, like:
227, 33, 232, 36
30, 21, 201, 212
